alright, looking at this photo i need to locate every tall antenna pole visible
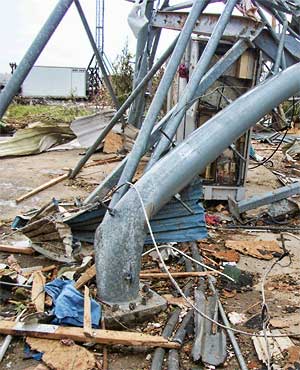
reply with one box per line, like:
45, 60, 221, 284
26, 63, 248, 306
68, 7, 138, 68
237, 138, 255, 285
95, 0, 104, 54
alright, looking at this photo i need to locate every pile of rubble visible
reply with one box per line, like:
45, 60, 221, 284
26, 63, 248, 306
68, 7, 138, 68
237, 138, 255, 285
1, 0, 300, 369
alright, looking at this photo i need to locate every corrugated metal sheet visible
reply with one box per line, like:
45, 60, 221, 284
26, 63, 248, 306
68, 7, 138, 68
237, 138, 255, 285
65, 181, 207, 244
144, 181, 207, 244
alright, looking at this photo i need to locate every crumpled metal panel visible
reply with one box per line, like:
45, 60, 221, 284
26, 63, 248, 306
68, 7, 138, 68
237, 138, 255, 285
66, 182, 207, 244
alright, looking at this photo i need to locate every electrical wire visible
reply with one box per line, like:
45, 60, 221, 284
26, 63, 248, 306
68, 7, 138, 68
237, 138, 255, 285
249, 125, 289, 170
127, 181, 300, 338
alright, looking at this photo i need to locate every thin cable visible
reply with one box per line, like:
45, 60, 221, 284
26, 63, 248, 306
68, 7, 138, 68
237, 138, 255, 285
127, 181, 300, 338
249, 125, 289, 170
143, 244, 235, 282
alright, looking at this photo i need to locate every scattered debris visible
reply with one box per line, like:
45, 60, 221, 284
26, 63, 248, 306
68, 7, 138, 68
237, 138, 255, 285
26, 337, 97, 370
252, 330, 294, 369
225, 239, 282, 260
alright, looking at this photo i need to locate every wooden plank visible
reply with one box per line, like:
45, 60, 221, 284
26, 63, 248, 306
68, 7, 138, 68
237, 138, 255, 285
0, 321, 180, 349
16, 173, 69, 204
83, 286, 93, 337
101, 318, 108, 370
31, 272, 46, 313
74, 265, 96, 289
140, 271, 216, 279
0, 244, 35, 255
75, 265, 215, 289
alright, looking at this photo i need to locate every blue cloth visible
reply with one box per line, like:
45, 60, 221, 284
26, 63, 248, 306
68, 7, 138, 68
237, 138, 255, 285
45, 278, 101, 328
249, 145, 256, 158
24, 343, 43, 361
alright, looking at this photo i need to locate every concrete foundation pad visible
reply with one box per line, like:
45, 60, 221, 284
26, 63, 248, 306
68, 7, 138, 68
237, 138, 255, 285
103, 285, 167, 329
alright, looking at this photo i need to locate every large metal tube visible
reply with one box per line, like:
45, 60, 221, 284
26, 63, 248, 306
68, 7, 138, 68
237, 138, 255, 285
74, 0, 120, 110
147, 0, 238, 168
273, 19, 288, 73
0, 0, 74, 119
110, 0, 208, 207
95, 63, 300, 303
84, 38, 250, 203
70, 36, 178, 179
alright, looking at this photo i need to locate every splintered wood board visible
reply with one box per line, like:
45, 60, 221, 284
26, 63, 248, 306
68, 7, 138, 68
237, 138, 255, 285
0, 321, 180, 349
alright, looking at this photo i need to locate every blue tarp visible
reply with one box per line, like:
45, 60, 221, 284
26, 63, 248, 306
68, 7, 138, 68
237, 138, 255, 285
45, 278, 101, 328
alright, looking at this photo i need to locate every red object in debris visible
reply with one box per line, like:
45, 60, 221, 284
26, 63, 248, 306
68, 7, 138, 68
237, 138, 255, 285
205, 214, 221, 226
178, 64, 189, 79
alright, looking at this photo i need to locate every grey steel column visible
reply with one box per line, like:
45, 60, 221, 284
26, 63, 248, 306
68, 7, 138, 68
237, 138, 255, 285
110, 0, 207, 207
95, 63, 300, 303
0, 0, 74, 119
273, 19, 288, 73
74, 0, 120, 110
70, 36, 178, 179
83, 38, 251, 203
147, 0, 238, 169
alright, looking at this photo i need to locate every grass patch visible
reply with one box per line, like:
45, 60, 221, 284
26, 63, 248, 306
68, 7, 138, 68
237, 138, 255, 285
3, 104, 93, 130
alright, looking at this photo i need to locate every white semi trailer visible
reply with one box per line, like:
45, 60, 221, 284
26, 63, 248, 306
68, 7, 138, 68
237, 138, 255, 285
21, 66, 87, 98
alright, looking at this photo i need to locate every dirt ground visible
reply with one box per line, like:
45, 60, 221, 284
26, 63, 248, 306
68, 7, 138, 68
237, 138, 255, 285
0, 140, 300, 370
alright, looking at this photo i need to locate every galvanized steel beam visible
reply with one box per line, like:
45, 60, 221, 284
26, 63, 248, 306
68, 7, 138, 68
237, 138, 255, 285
228, 181, 300, 219
84, 36, 255, 203
0, 0, 74, 120
110, 0, 208, 207
152, 12, 262, 40
147, 0, 238, 168
70, 36, 178, 179
95, 63, 300, 303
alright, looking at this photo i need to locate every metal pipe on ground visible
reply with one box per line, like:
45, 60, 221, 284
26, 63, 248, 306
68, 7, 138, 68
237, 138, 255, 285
150, 308, 181, 370
0, 0, 74, 120
190, 243, 248, 370
150, 253, 193, 370
95, 63, 300, 304
70, 36, 179, 179
167, 350, 180, 370
74, 0, 120, 111
146, 0, 238, 169
110, 0, 208, 207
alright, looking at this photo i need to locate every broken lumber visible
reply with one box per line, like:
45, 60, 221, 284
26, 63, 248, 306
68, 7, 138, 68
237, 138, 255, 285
101, 318, 108, 370
74, 265, 96, 289
16, 173, 69, 203
83, 286, 93, 337
0, 321, 180, 349
140, 271, 216, 279
31, 271, 46, 313
0, 244, 35, 255
75, 265, 215, 289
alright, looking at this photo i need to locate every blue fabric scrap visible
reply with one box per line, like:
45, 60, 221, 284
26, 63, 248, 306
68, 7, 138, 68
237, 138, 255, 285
24, 343, 43, 361
45, 278, 101, 328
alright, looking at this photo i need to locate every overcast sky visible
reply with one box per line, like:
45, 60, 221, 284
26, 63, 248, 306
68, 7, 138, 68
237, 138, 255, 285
0, 0, 237, 74
0, 0, 139, 73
